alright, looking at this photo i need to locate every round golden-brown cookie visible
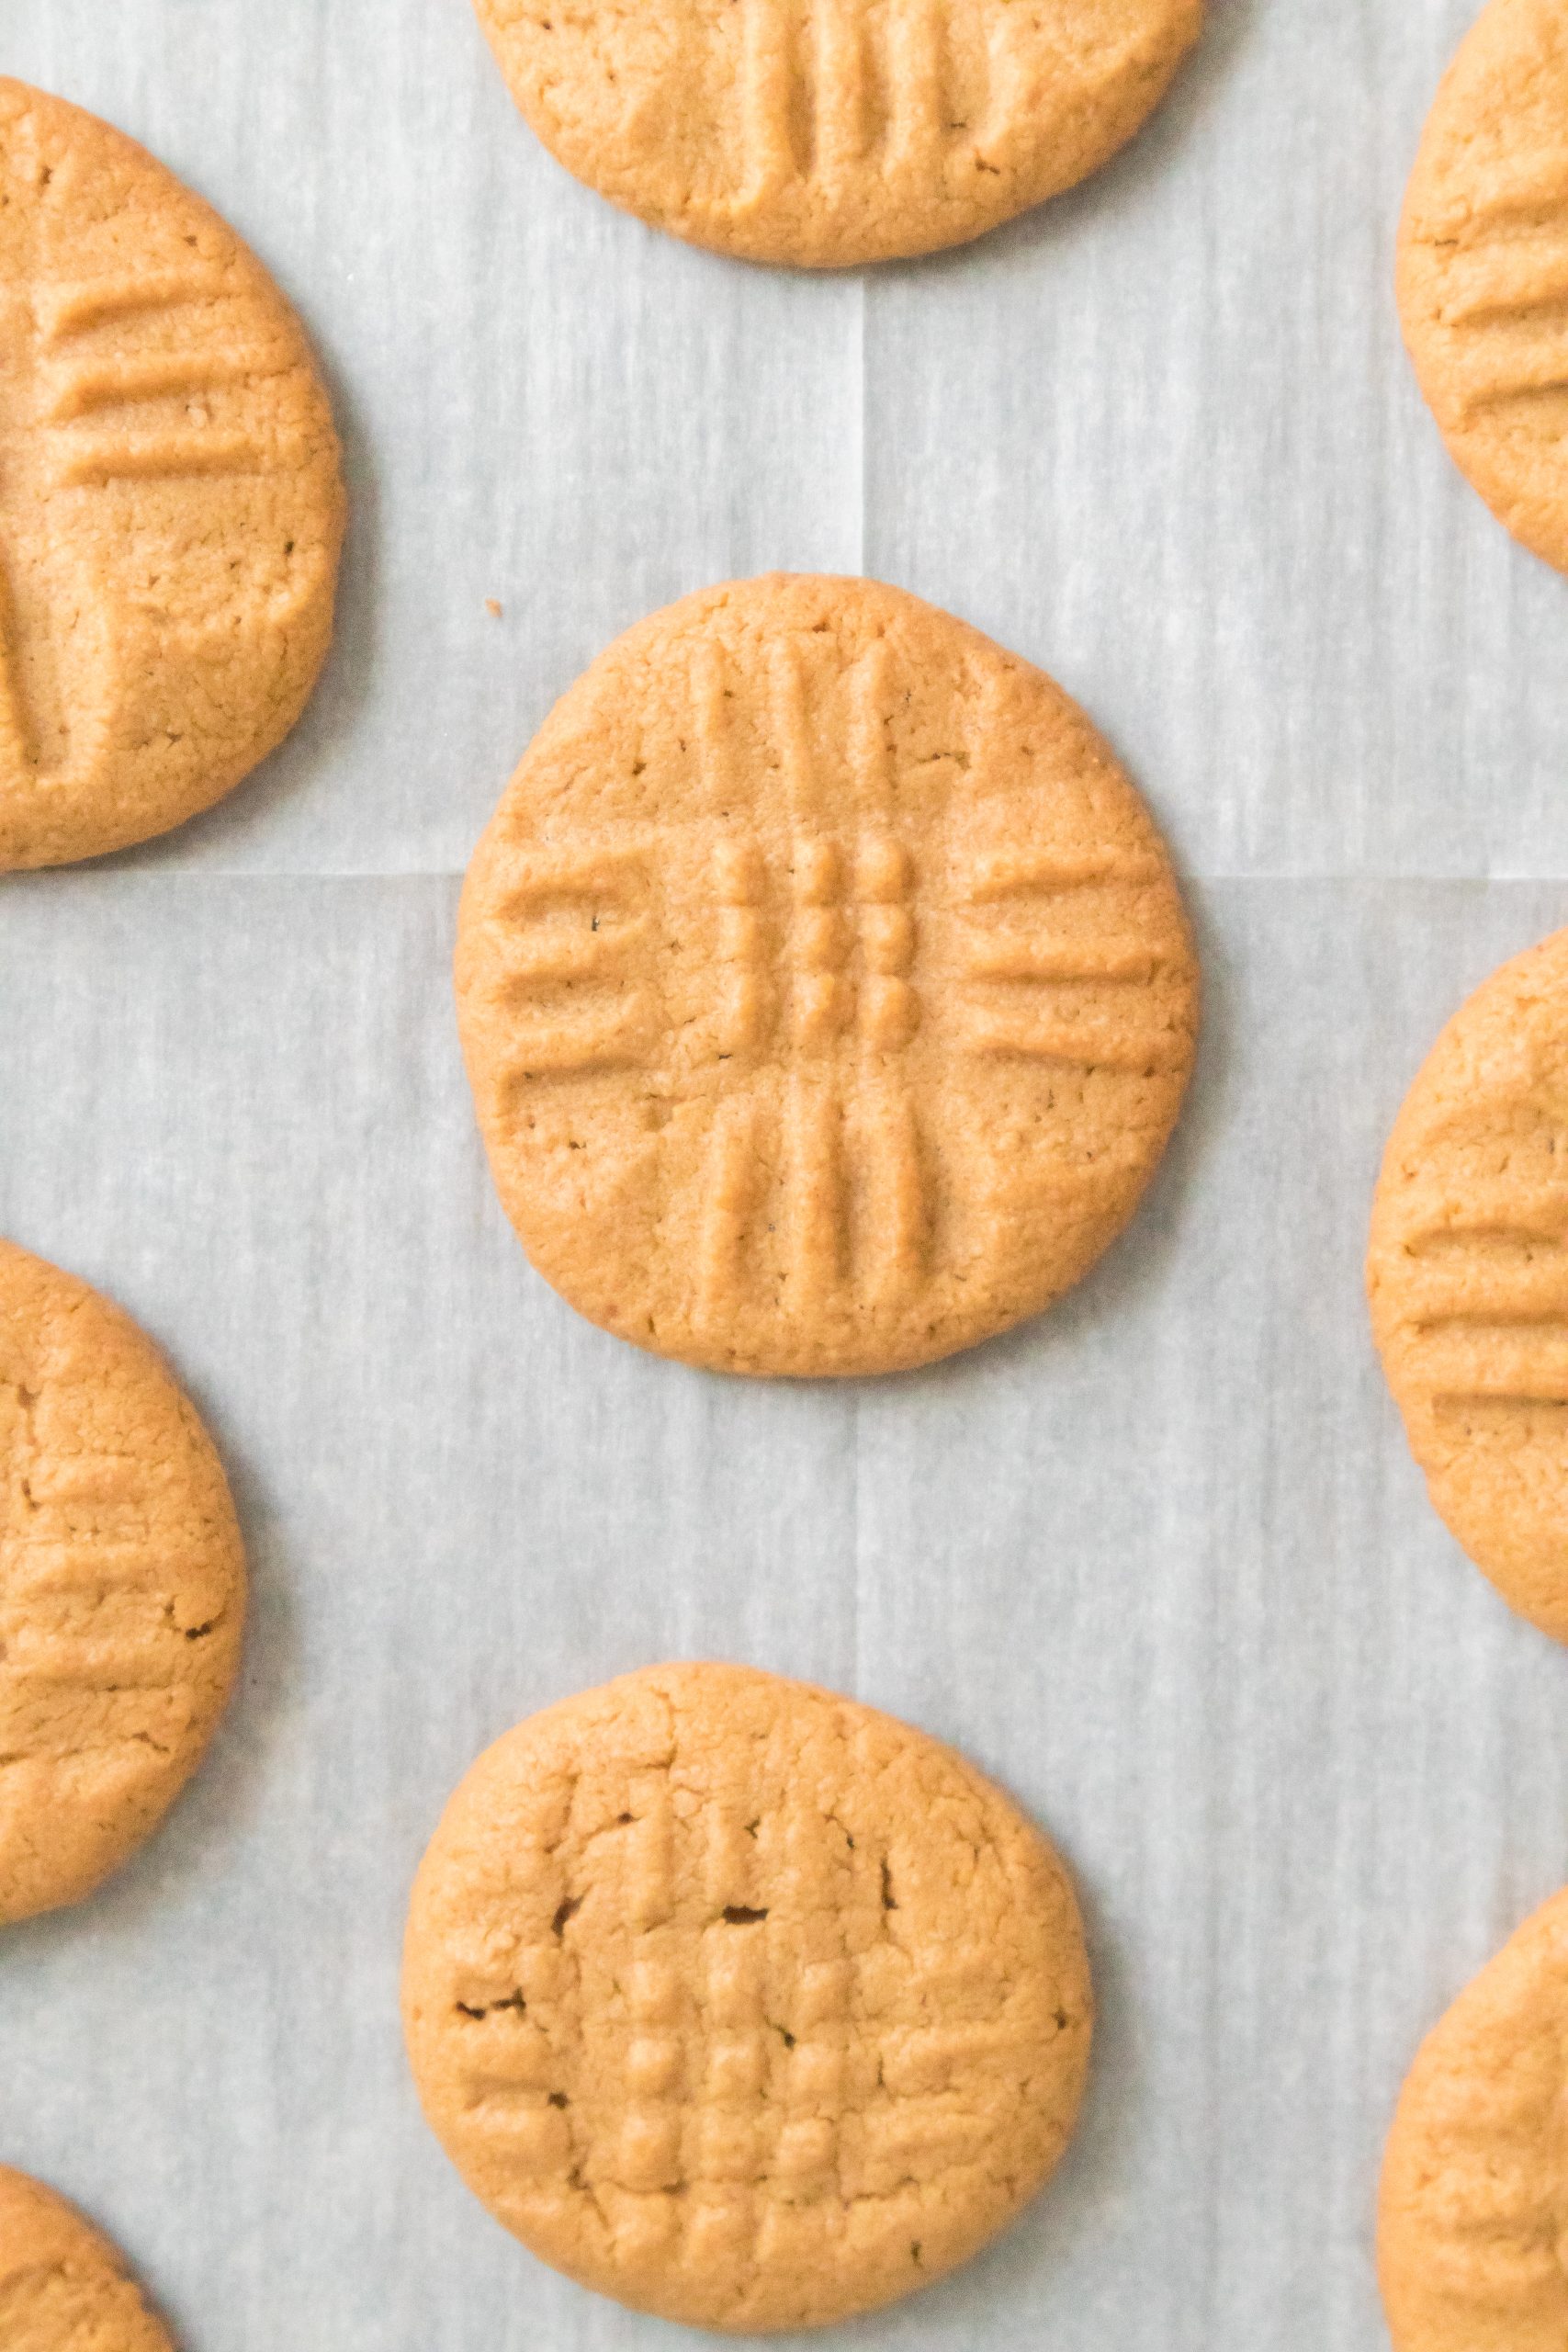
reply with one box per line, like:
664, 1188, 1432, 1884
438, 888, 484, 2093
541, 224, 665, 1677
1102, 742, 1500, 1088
472, 0, 1204, 268
1399, 0, 1568, 577
1379, 1886, 1568, 2352
457, 573, 1199, 1378
0, 2168, 174, 2351
0, 1239, 245, 1924
402, 1661, 1093, 2334
0, 79, 344, 870
1369, 928, 1568, 1645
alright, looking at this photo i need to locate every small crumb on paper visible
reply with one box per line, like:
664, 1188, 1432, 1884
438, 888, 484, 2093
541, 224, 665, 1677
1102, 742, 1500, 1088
486, 598, 503, 618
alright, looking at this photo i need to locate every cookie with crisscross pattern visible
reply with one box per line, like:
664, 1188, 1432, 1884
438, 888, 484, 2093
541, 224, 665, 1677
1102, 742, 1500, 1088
1369, 928, 1568, 1644
403, 1661, 1092, 2331
473, 0, 1204, 266
457, 574, 1199, 1377
1380, 1886, 1568, 2352
0, 1238, 244, 1923
1400, 0, 1568, 575
0, 80, 343, 867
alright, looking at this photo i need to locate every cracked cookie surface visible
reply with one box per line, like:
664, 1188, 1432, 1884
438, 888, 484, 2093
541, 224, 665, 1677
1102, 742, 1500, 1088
0, 79, 344, 869
457, 572, 1199, 1378
472, 0, 1204, 267
0, 2166, 173, 2351
1399, 0, 1568, 576
1379, 1886, 1568, 2352
1369, 928, 1568, 1644
0, 1238, 245, 1924
403, 1660, 1092, 2333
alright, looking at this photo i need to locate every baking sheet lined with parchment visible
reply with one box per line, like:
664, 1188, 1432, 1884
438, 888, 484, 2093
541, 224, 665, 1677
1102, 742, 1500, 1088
3, 6, 1566, 2347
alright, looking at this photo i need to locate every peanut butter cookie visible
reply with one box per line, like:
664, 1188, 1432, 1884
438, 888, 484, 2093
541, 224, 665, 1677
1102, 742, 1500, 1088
457, 573, 1199, 1378
402, 1661, 1092, 2333
0, 80, 344, 868
472, 0, 1205, 267
1369, 927, 1568, 1645
1399, 0, 1568, 576
1380, 1886, 1568, 2352
0, 2167, 173, 2351
0, 1239, 245, 1923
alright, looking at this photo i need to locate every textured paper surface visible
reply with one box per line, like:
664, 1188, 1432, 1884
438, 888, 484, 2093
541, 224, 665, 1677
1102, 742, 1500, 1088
4, 5, 1568, 2347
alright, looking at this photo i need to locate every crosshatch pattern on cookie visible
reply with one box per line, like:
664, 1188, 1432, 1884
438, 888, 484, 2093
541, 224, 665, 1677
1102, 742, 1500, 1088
1400, 0, 1568, 574
457, 576, 1199, 1376
474, 0, 1204, 266
0, 81, 343, 867
1379, 1888, 1568, 2352
0, 1244, 244, 1923
1369, 928, 1568, 1645
403, 1664, 1092, 2333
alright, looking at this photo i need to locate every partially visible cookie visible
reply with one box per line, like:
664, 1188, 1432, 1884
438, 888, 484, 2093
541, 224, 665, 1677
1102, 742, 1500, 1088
457, 573, 1199, 1378
1379, 1887, 1568, 2352
472, 0, 1204, 267
0, 2167, 173, 2351
402, 1661, 1092, 2334
1399, 0, 1568, 576
1369, 929, 1568, 1644
0, 79, 344, 869
0, 1239, 245, 1923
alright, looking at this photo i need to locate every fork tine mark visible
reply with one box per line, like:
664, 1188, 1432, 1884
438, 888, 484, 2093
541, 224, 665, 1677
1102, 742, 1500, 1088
847, 620, 918, 1040
856, 835, 909, 906
793, 838, 847, 1046
499, 998, 652, 1079
1441, 251, 1568, 326
964, 850, 1163, 901
40, 268, 222, 343
885, 0, 945, 175
1400, 1261, 1568, 1320
1446, 158, 1568, 234
696, 650, 772, 1051
7, 1634, 183, 1688
860, 866, 917, 1047
962, 934, 1162, 984
1411, 1320, 1568, 1406
491, 917, 650, 990
848, 639, 895, 825
814, 0, 867, 179
0, 560, 37, 770
5, 1544, 206, 1603
496, 853, 642, 918
962, 1013, 1186, 1071
45, 346, 287, 422
785, 1078, 842, 1305
773, 639, 851, 1046
715, 840, 769, 1054
696, 1097, 759, 1327
769, 639, 818, 831
861, 1088, 927, 1299
692, 639, 734, 807
862, 977, 918, 1047
53, 431, 267, 487
978, 4, 1030, 151
861, 906, 915, 974
3, 1714, 185, 1773
1461, 344, 1568, 413
1434, 1383, 1568, 1408
26, 1456, 141, 1509
1404, 1187, 1568, 1251
742, 0, 800, 198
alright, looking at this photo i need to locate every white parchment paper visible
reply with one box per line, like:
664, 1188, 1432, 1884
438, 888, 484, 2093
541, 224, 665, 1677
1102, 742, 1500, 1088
4, 5, 1567, 2347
